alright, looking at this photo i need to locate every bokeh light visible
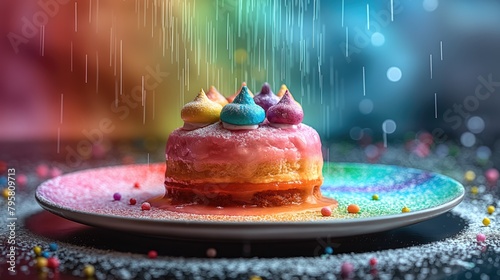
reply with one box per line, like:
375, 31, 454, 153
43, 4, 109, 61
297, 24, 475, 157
387, 67, 402, 82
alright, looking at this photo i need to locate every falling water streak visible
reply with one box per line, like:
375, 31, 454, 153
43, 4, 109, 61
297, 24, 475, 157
341, 0, 344, 27
57, 127, 61, 154
440, 41, 443, 60
70, 41, 73, 72
40, 25, 45, 56
96, 0, 99, 33
390, 0, 394, 21
430, 54, 433, 79
60, 94, 64, 124
141, 76, 145, 106
152, 90, 155, 120
74, 2, 78, 32
113, 38, 117, 76
85, 54, 88, 83
96, 51, 99, 94
345, 27, 348, 57
114, 78, 118, 107
366, 4, 370, 30
362, 66, 366, 96
434, 93, 438, 119
143, 0, 147, 28
89, 0, 92, 23
120, 40, 123, 95
143, 91, 146, 125
109, 28, 113, 66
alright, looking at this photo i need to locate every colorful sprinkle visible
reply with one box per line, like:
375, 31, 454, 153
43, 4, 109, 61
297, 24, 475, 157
36, 257, 48, 269
372, 194, 379, 200
47, 257, 60, 269
0, 161, 6, 173
49, 243, 58, 251
113, 192, 122, 201
471, 186, 479, 195
41, 251, 50, 258
83, 265, 95, 277
50, 167, 62, 178
482, 217, 490, 226
133, 182, 141, 189
402, 206, 411, 213
347, 204, 360, 214
476, 233, 486, 242
341, 262, 354, 276
324, 246, 334, 255
33, 246, 42, 256
487, 205, 495, 214
464, 170, 475, 182
206, 248, 217, 258
321, 207, 332, 217
485, 168, 499, 184
129, 198, 137, 205
148, 250, 158, 259
2, 188, 9, 198
36, 164, 50, 178
17, 174, 28, 186
249, 276, 263, 280
141, 202, 151, 211
369, 257, 378, 267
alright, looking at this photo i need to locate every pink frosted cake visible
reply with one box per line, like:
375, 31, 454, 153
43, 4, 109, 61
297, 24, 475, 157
165, 84, 324, 207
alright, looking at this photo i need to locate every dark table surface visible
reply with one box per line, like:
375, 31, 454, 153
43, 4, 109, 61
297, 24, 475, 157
0, 140, 499, 279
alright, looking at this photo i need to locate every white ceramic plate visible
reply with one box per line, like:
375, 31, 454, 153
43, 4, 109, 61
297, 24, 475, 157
36, 163, 464, 240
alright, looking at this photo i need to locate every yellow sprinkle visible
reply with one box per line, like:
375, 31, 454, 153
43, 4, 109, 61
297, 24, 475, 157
2, 188, 10, 199
249, 276, 263, 280
83, 265, 95, 277
33, 246, 42, 256
464, 170, 476, 182
482, 217, 491, 226
471, 186, 479, 195
36, 257, 48, 269
372, 194, 379, 200
487, 205, 495, 214
402, 206, 411, 213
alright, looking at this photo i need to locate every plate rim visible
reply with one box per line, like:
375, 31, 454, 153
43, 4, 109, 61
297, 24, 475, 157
35, 162, 465, 239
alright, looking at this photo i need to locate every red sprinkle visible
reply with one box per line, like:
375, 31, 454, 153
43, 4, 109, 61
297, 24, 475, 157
148, 250, 158, 259
369, 257, 377, 267
321, 207, 332, 217
129, 198, 137, 205
47, 257, 60, 269
0, 161, 6, 173
36, 164, 49, 178
141, 202, 151, 211
17, 174, 28, 186
134, 182, 141, 189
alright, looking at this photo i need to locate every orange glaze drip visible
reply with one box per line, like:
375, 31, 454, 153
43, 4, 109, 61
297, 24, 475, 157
150, 196, 337, 216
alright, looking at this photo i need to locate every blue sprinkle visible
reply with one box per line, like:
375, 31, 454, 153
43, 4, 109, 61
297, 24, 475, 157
324, 246, 334, 255
41, 251, 51, 258
49, 243, 58, 251
0, 176, 7, 186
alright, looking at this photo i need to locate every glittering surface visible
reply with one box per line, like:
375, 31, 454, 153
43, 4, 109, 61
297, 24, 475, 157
35, 162, 463, 225
1, 143, 499, 279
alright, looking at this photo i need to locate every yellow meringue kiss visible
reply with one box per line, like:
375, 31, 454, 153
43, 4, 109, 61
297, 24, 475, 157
181, 89, 223, 130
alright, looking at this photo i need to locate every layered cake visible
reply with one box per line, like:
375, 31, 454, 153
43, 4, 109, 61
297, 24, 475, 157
164, 84, 326, 208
